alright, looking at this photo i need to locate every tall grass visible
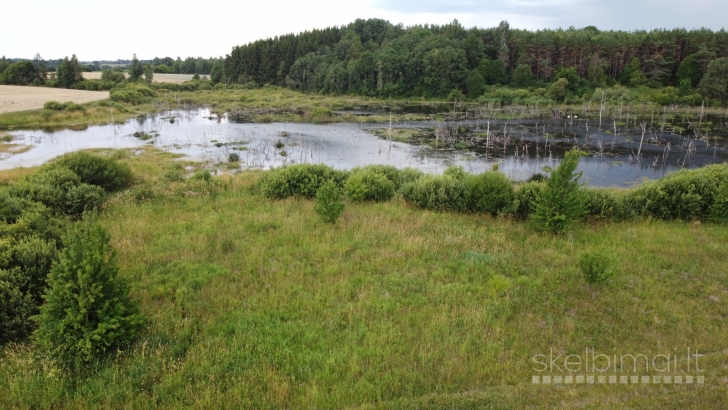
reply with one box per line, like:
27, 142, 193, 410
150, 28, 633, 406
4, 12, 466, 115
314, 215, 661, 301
0, 149, 727, 408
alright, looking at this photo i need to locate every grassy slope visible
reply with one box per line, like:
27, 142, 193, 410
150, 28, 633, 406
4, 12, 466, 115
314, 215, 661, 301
1, 149, 727, 408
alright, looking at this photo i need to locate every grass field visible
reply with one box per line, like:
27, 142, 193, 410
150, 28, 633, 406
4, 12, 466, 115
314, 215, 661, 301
0, 148, 726, 408
0, 85, 109, 114
82, 72, 198, 84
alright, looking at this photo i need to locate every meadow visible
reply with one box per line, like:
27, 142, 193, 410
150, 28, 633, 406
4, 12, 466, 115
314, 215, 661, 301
0, 147, 727, 409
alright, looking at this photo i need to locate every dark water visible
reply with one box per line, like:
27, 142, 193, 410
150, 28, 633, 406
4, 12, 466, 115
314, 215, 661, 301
3, 109, 727, 186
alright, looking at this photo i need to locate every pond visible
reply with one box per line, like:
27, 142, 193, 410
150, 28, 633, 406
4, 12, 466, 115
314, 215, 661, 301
3, 108, 727, 187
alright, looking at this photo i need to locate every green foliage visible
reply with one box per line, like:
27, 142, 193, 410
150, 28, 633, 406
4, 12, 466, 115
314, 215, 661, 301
511, 64, 534, 88
579, 248, 616, 284
547, 78, 569, 102
8, 168, 105, 217
623, 164, 728, 220
465, 69, 486, 98
479, 58, 508, 85
314, 181, 345, 224
1, 61, 43, 86
129, 54, 144, 82
583, 188, 625, 221
531, 150, 585, 234
464, 172, 514, 216
677, 54, 704, 87
34, 222, 144, 369
191, 170, 213, 182
402, 175, 467, 212
258, 164, 346, 199
620, 57, 647, 87
344, 169, 395, 202
43, 101, 69, 111
110, 89, 142, 105
228, 153, 240, 162
509, 181, 544, 219
0, 271, 35, 345
709, 183, 728, 223
443, 165, 468, 182
698, 57, 728, 102
349, 165, 423, 191
101, 69, 126, 83
51, 151, 134, 192
56, 55, 84, 88
143, 64, 154, 83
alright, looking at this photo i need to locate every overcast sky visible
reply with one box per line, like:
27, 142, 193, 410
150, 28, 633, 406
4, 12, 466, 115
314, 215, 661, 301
1, 0, 725, 61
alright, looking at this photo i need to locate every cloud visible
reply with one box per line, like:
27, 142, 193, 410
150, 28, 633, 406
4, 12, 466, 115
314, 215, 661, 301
0, 0, 725, 60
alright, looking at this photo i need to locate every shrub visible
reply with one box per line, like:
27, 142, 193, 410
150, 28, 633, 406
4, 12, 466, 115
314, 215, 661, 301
402, 175, 467, 212
509, 181, 544, 219
190, 170, 213, 182
228, 153, 240, 163
34, 222, 144, 369
464, 172, 514, 215
444, 165, 468, 182
258, 164, 346, 199
63, 103, 86, 113
0, 272, 35, 345
110, 90, 142, 105
345, 170, 395, 202
709, 183, 728, 223
623, 164, 728, 220
532, 149, 586, 234
579, 248, 616, 284
7, 236, 59, 305
583, 188, 626, 221
349, 165, 424, 191
9, 168, 105, 216
315, 181, 345, 224
43, 101, 69, 111
51, 151, 134, 192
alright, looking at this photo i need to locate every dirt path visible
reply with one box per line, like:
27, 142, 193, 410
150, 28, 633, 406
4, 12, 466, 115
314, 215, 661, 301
0, 85, 109, 114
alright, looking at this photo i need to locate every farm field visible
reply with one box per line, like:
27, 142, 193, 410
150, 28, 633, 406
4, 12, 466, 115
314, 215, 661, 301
82, 72, 197, 83
0, 85, 109, 114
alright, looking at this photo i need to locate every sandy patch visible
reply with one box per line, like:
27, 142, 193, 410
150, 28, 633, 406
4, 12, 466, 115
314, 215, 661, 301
0, 85, 109, 114
82, 72, 196, 84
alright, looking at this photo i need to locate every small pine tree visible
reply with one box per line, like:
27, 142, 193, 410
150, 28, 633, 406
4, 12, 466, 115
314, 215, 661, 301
314, 181, 345, 224
129, 54, 143, 82
34, 222, 143, 369
532, 149, 585, 234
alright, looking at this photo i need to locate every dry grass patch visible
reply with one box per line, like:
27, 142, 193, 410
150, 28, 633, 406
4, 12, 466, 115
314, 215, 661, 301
0, 85, 109, 114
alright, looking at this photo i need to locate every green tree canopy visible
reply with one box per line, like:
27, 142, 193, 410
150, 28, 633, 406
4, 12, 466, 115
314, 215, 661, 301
698, 57, 728, 102
56, 55, 84, 88
129, 54, 143, 81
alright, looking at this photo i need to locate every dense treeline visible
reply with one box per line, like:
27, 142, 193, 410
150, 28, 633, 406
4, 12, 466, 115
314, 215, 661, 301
221, 19, 728, 100
150, 56, 221, 75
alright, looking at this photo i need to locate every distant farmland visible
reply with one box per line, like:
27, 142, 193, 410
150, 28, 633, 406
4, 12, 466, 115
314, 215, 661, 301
82, 72, 196, 84
0, 85, 109, 114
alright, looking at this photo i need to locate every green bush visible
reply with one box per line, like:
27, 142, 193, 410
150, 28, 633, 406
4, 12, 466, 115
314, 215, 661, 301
532, 149, 585, 234
9, 168, 105, 216
190, 170, 213, 182
6, 236, 59, 305
349, 165, 423, 191
402, 175, 467, 212
258, 164, 346, 199
315, 181, 345, 224
228, 153, 240, 163
509, 181, 544, 219
579, 248, 616, 284
63, 103, 86, 113
34, 222, 144, 369
51, 151, 134, 192
443, 165, 468, 182
0, 272, 35, 345
43, 101, 70, 111
345, 170, 395, 202
709, 183, 728, 223
464, 172, 514, 215
623, 164, 728, 220
583, 188, 626, 221
110, 90, 142, 105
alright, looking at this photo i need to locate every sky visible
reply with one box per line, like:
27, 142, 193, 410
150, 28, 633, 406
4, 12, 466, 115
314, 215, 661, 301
1, 0, 725, 61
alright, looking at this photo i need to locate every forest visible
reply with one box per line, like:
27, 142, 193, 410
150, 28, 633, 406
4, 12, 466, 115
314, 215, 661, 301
221, 19, 728, 102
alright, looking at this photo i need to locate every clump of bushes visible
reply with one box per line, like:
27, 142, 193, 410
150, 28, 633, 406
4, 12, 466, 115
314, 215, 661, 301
8, 167, 105, 217
345, 169, 395, 202
510, 181, 544, 219
401, 166, 513, 215
582, 188, 626, 222
315, 181, 345, 224
465, 171, 514, 216
580, 248, 617, 284
623, 164, 728, 220
42, 101, 86, 112
228, 153, 240, 163
257, 164, 347, 199
50, 151, 134, 192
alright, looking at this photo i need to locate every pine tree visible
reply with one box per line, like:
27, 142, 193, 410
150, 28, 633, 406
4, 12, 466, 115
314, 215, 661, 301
34, 222, 144, 369
532, 149, 585, 234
